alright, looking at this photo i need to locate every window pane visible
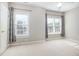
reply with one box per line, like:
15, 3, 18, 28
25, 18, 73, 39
54, 17, 61, 33
47, 16, 54, 33
47, 15, 62, 34
15, 14, 29, 36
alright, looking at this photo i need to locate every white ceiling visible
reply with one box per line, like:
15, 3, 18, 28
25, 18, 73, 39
14, 2, 79, 12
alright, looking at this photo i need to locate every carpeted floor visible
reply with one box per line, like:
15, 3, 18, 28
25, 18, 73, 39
2, 39, 79, 56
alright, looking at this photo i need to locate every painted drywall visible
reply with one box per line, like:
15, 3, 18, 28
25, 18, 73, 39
65, 7, 79, 42
46, 10, 64, 16
30, 7, 45, 41
0, 2, 9, 54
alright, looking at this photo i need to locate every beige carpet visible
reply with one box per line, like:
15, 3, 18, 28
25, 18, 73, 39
2, 39, 79, 56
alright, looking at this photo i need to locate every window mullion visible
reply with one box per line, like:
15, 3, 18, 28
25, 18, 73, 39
53, 17, 55, 34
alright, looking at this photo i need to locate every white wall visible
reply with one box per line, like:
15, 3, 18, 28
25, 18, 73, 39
65, 7, 79, 42
30, 7, 45, 41
0, 2, 9, 54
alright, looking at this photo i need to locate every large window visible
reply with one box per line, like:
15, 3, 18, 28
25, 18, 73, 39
16, 14, 29, 36
14, 9, 30, 37
47, 15, 62, 34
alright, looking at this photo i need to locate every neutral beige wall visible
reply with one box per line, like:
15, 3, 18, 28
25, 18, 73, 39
46, 10, 64, 16
65, 7, 79, 42
0, 2, 9, 54
30, 7, 46, 41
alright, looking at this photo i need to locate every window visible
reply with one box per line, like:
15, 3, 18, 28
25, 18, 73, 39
14, 9, 30, 37
47, 15, 62, 34
16, 14, 29, 36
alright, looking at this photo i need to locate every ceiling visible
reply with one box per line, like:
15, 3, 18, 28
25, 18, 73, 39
14, 2, 79, 12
